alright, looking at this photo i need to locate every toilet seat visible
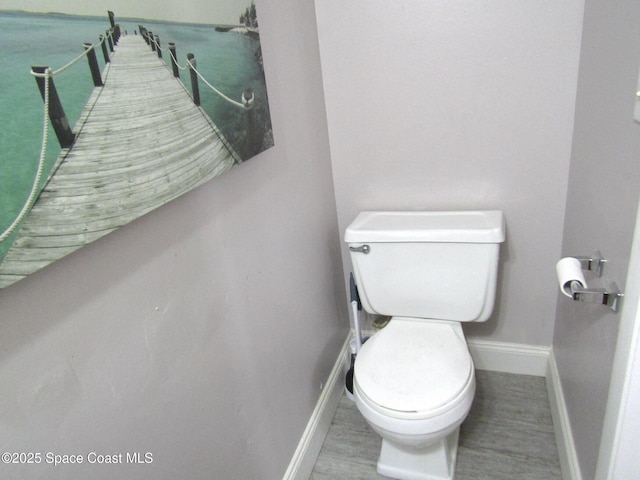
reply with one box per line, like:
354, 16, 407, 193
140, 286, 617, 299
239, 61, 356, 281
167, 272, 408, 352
354, 318, 474, 420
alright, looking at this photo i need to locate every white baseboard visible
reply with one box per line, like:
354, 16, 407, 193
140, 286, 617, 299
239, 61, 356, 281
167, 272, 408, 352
546, 351, 583, 480
281, 333, 351, 480
467, 338, 551, 376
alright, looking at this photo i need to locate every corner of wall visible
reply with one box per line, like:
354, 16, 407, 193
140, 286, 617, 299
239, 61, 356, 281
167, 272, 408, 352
281, 333, 351, 480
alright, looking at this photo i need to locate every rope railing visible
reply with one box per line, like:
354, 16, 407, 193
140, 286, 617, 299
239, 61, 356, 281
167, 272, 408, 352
29, 33, 110, 80
0, 26, 117, 243
166, 46, 188, 71
188, 57, 250, 110
146, 29, 252, 111
0, 69, 51, 243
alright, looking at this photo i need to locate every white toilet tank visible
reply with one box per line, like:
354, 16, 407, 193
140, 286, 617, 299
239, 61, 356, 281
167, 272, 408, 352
345, 211, 506, 322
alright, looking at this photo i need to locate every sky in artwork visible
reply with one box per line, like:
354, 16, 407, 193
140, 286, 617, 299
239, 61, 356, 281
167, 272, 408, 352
0, 0, 253, 25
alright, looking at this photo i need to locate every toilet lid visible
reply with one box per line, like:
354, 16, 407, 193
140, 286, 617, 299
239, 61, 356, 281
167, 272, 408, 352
355, 319, 473, 414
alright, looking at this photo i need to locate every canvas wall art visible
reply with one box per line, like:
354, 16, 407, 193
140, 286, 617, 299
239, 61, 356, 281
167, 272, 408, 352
0, 0, 274, 288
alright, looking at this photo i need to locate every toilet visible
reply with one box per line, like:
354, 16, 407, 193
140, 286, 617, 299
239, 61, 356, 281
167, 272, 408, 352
345, 210, 505, 480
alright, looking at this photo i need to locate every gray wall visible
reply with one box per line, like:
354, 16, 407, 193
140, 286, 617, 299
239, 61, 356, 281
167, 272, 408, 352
315, 0, 584, 345
0, 1, 347, 479
553, 0, 640, 478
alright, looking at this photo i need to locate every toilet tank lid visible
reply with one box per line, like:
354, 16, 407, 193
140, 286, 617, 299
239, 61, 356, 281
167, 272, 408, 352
344, 210, 505, 243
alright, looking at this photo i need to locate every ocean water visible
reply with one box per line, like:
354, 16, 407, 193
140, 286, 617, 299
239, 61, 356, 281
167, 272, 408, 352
0, 11, 272, 262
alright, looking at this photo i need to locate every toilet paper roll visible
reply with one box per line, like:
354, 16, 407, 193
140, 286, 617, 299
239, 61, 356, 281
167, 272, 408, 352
556, 257, 587, 297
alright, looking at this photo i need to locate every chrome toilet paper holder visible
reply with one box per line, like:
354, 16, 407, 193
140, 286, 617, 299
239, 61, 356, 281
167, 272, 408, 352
575, 250, 606, 277
571, 251, 623, 312
569, 280, 623, 312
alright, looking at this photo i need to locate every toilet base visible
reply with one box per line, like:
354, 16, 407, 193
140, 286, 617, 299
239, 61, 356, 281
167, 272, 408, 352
376, 428, 459, 480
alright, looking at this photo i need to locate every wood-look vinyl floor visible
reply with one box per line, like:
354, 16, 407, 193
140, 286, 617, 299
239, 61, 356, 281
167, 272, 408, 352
311, 370, 561, 480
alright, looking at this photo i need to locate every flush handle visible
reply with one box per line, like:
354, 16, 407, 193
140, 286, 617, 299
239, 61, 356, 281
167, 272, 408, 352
349, 245, 370, 254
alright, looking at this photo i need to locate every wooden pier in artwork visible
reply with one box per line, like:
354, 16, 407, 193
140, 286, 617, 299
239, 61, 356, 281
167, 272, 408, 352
0, 34, 241, 288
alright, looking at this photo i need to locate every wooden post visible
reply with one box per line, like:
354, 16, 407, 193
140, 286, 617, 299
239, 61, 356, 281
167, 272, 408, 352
140, 26, 149, 44
242, 88, 260, 158
32, 66, 75, 148
168, 43, 179, 78
114, 24, 121, 44
154, 35, 162, 58
108, 10, 115, 28
187, 53, 200, 106
84, 43, 103, 87
99, 35, 110, 63
106, 29, 114, 52
149, 31, 156, 52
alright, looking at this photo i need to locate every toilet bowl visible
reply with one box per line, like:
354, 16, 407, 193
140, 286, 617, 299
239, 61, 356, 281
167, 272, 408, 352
345, 210, 505, 480
354, 318, 475, 480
